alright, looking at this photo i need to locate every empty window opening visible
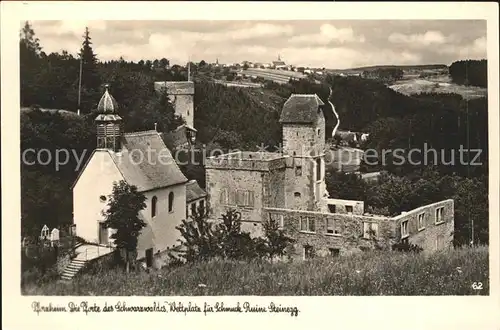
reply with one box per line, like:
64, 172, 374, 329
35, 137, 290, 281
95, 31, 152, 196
401, 220, 409, 238
304, 245, 314, 260
295, 166, 302, 176
329, 248, 340, 257
418, 213, 425, 230
326, 218, 340, 235
435, 207, 444, 224
316, 158, 322, 181
300, 216, 315, 232
363, 222, 379, 239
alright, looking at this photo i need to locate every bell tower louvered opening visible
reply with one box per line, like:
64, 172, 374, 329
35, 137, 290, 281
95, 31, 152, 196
96, 121, 122, 151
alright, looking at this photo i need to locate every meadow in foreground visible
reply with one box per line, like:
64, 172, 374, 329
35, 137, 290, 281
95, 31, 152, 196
24, 246, 488, 296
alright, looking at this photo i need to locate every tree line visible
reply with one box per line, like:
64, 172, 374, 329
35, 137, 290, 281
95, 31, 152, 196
449, 59, 487, 88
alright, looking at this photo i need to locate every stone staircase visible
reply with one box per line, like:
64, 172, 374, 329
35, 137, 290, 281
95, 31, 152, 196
60, 244, 113, 281
61, 258, 87, 281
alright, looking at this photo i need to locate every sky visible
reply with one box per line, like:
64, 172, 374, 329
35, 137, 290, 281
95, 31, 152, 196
30, 20, 487, 69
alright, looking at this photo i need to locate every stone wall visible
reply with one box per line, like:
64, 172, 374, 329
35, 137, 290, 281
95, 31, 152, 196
173, 94, 194, 128
260, 199, 454, 259
205, 167, 264, 225
56, 253, 72, 275
391, 199, 454, 253
205, 153, 287, 172
263, 168, 286, 208
284, 157, 316, 211
325, 198, 365, 215
263, 207, 395, 259
282, 125, 319, 157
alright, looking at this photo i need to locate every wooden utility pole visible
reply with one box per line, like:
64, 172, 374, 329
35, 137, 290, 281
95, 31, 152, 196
77, 53, 83, 116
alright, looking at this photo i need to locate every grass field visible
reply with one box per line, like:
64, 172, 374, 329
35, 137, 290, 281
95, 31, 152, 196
23, 246, 488, 296
389, 75, 487, 100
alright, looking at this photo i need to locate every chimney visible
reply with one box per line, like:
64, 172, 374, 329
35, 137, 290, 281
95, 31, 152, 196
154, 122, 158, 132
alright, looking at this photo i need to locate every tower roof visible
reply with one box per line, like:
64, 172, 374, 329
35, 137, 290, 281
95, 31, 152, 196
279, 94, 325, 124
97, 85, 119, 113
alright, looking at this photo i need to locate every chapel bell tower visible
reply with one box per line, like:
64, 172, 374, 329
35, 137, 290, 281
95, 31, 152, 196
95, 84, 122, 152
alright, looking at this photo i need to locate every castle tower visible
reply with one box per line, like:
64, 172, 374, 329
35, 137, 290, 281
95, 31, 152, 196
154, 81, 195, 129
279, 94, 328, 212
95, 85, 122, 152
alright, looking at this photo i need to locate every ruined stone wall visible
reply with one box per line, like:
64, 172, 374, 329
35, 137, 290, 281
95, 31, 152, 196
284, 158, 316, 211
282, 125, 317, 156
205, 168, 264, 226
263, 208, 396, 259
281, 117, 326, 156
392, 199, 454, 253
205, 155, 286, 172
325, 198, 365, 215
263, 168, 286, 208
260, 199, 454, 259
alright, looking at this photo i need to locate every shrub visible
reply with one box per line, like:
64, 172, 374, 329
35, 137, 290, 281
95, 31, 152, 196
260, 215, 295, 260
392, 240, 423, 253
173, 206, 222, 263
173, 209, 295, 263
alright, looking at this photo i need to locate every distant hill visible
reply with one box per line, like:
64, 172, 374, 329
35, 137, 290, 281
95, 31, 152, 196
331, 64, 448, 73
21, 107, 79, 117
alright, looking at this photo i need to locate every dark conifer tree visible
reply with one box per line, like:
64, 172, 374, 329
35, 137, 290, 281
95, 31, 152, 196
78, 27, 101, 112
20, 21, 42, 106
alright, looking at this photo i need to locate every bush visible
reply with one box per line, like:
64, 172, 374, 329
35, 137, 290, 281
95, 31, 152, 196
392, 240, 423, 253
173, 209, 295, 263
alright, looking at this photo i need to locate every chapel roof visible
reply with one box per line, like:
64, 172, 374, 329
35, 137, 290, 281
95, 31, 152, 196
108, 130, 188, 192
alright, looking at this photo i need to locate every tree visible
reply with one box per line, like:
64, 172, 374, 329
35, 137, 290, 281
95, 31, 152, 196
217, 209, 256, 260
20, 21, 42, 55
159, 58, 170, 69
326, 170, 367, 201
261, 215, 295, 261
172, 205, 221, 263
20, 21, 42, 106
102, 180, 147, 272
79, 27, 101, 110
